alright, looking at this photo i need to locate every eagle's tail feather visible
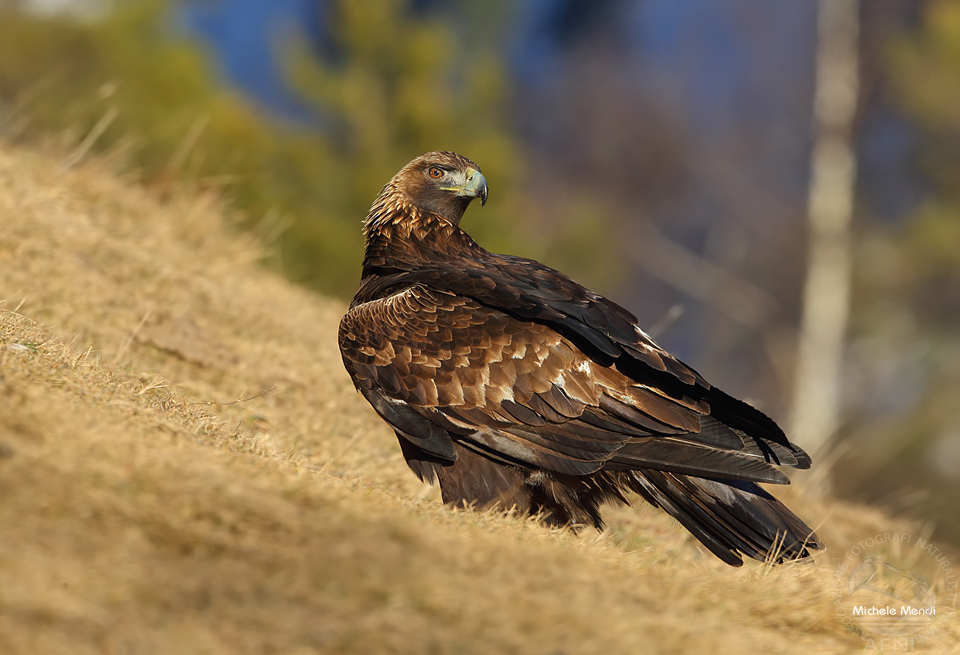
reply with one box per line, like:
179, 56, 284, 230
626, 470, 823, 566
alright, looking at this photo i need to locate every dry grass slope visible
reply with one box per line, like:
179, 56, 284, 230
0, 142, 956, 654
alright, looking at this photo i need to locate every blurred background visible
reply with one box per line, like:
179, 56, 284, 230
1, 0, 958, 547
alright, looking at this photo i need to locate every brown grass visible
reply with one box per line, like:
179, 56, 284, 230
0, 141, 957, 653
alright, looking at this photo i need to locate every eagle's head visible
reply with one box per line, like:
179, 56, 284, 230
383, 151, 488, 227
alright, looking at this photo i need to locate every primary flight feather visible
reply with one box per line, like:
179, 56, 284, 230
339, 151, 822, 566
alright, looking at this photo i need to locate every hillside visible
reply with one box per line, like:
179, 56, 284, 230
0, 142, 956, 654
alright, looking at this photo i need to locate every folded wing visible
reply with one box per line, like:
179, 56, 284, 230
339, 285, 808, 485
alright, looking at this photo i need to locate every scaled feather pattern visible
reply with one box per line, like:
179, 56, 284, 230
339, 151, 822, 566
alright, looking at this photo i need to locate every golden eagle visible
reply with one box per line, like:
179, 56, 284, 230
339, 151, 822, 566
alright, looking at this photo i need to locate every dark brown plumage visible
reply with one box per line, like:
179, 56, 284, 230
339, 151, 822, 566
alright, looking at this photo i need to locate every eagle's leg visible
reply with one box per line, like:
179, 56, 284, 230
399, 436, 624, 529
436, 444, 533, 514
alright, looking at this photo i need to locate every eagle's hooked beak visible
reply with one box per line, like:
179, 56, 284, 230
462, 168, 488, 207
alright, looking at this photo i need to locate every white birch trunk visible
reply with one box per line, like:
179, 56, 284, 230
789, 0, 859, 457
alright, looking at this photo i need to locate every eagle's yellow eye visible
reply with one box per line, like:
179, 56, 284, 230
428, 167, 444, 179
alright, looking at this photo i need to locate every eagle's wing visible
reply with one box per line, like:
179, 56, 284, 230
354, 251, 809, 469
340, 285, 801, 483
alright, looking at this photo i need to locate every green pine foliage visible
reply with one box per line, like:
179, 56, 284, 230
0, 0, 523, 297
834, 0, 960, 548
886, 0, 960, 327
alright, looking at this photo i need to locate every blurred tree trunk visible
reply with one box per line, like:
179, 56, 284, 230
790, 0, 860, 460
